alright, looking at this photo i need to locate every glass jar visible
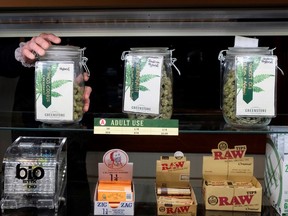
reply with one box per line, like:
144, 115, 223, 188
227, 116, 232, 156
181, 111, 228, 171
35, 45, 89, 124
219, 47, 277, 128
121, 47, 178, 119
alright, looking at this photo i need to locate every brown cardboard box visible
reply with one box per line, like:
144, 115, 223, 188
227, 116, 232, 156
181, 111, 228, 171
156, 152, 197, 215
202, 142, 262, 212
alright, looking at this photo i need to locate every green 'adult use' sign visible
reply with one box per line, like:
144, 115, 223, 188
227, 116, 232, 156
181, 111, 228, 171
94, 118, 179, 135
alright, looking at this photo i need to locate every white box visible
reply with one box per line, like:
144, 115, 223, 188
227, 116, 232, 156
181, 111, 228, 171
94, 149, 134, 215
264, 127, 288, 216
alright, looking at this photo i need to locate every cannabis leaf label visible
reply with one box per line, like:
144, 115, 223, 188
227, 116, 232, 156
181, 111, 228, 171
125, 57, 160, 101
35, 63, 72, 108
236, 56, 274, 104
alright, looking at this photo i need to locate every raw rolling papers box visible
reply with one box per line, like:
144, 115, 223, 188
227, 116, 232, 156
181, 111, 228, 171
94, 149, 134, 215
264, 127, 288, 216
156, 151, 197, 216
202, 142, 262, 212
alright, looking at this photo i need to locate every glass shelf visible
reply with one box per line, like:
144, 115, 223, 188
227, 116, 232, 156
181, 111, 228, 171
1, 111, 288, 134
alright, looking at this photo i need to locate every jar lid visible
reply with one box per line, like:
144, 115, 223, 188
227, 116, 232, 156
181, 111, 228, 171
227, 47, 270, 55
130, 47, 168, 51
44, 45, 83, 57
130, 47, 169, 54
48, 45, 81, 51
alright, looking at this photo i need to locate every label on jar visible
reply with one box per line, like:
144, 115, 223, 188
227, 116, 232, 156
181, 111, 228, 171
35, 61, 74, 122
123, 55, 163, 114
235, 55, 277, 117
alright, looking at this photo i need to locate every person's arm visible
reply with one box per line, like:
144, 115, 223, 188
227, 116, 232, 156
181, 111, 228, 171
15, 33, 61, 67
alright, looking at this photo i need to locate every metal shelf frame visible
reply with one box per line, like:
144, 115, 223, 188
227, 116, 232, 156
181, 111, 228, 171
1, 9, 288, 37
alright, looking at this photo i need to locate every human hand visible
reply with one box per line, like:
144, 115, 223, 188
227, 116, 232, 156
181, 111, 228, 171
22, 33, 61, 63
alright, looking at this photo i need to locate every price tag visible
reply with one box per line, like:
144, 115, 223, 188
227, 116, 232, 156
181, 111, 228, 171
94, 118, 179, 136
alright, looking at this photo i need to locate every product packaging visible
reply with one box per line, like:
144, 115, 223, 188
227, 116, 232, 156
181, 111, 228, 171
35, 45, 89, 124
156, 151, 197, 215
219, 46, 277, 128
202, 142, 262, 212
94, 149, 134, 215
264, 126, 288, 216
121, 47, 180, 119
1, 136, 67, 213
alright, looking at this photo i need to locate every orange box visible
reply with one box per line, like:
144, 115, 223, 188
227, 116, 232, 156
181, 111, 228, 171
97, 181, 133, 203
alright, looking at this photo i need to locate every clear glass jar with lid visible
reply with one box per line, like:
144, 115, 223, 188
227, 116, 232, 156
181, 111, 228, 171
35, 45, 89, 124
219, 47, 277, 128
121, 47, 180, 119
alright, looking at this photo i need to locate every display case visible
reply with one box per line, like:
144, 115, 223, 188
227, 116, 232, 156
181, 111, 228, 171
1, 136, 67, 213
1, 4, 288, 216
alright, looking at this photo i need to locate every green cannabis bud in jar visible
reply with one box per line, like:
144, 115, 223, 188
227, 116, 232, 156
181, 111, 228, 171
122, 47, 179, 120
73, 84, 84, 121
159, 70, 173, 119
220, 47, 276, 129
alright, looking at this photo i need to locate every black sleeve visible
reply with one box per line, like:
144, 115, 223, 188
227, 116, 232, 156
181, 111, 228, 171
0, 38, 24, 78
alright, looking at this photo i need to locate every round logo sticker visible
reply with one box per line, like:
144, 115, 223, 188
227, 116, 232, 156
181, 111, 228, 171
103, 149, 129, 169
208, 195, 218, 206
99, 118, 106, 126
158, 206, 165, 212
174, 151, 184, 159
218, 141, 228, 151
